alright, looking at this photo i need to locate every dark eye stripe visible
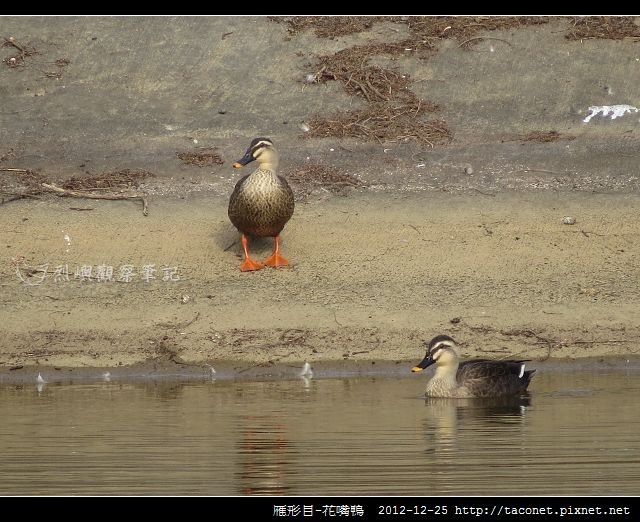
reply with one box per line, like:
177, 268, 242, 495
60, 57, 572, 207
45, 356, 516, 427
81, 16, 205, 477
251, 139, 272, 150
431, 342, 448, 352
251, 141, 272, 154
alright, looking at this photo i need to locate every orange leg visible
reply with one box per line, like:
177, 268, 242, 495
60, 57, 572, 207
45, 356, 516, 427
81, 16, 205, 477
264, 235, 289, 268
240, 234, 265, 272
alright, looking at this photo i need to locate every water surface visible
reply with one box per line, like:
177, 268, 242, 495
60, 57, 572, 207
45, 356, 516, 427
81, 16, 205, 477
0, 369, 638, 495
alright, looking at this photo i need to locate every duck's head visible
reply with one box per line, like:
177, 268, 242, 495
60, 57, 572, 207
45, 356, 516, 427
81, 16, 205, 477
412, 335, 459, 372
233, 137, 279, 169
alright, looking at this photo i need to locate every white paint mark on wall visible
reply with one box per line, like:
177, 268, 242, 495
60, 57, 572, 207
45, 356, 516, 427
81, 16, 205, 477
583, 104, 639, 123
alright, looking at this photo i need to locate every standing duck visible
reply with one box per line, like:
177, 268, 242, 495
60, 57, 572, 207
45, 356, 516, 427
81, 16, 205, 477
412, 335, 536, 398
228, 137, 294, 272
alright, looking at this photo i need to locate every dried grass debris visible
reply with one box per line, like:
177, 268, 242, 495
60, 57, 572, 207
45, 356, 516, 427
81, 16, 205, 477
270, 16, 386, 38
401, 16, 549, 47
2, 37, 38, 68
517, 130, 576, 143
565, 16, 640, 40
313, 43, 434, 104
62, 169, 154, 191
287, 164, 361, 191
176, 150, 224, 167
307, 104, 452, 146
271, 16, 550, 47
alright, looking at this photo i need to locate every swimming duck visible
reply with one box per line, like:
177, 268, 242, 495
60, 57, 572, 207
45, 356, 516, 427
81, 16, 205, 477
228, 137, 295, 272
412, 335, 535, 398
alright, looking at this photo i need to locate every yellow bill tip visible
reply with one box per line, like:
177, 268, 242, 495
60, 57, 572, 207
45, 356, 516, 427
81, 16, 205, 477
411, 366, 424, 373
233, 162, 243, 169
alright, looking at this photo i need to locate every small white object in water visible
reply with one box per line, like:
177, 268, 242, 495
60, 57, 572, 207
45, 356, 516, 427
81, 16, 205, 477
36, 373, 46, 384
562, 216, 576, 225
299, 362, 313, 378
102, 371, 111, 382
209, 366, 217, 376
583, 104, 639, 123
299, 122, 310, 133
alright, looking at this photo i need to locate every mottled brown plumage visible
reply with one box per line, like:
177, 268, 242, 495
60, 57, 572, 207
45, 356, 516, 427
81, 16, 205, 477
412, 335, 536, 398
228, 137, 294, 271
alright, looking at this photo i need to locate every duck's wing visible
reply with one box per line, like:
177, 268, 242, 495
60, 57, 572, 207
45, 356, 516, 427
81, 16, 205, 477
230, 174, 250, 195
458, 360, 533, 396
459, 359, 529, 379
276, 175, 295, 215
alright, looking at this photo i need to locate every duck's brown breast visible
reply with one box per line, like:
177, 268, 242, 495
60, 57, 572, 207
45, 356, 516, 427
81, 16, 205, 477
228, 170, 294, 237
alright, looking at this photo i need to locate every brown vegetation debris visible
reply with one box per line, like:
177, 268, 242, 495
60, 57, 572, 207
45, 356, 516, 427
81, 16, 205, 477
0, 167, 48, 190
62, 169, 154, 191
313, 43, 435, 104
1, 167, 151, 214
0, 168, 48, 203
401, 16, 549, 47
176, 149, 224, 167
307, 104, 452, 146
518, 130, 576, 143
271, 16, 549, 47
287, 164, 361, 191
2, 37, 38, 67
565, 16, 640, 40
269, 16, 385, 38
307, 41, 446, 145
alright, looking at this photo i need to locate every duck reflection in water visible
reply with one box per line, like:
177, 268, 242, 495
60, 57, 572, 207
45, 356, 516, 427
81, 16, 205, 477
237, 414, 292, 495
420, 394, 532, 457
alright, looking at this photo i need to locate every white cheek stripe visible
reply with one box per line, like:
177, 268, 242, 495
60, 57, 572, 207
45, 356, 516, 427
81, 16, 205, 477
253, 140, 272, 150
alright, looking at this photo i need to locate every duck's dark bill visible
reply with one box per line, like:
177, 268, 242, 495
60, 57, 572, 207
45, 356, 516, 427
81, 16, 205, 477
413, 355, 436, 371
233, 151, 255, 168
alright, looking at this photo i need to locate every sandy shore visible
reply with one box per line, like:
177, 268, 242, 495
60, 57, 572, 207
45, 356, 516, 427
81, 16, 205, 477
2, 189, 639, 375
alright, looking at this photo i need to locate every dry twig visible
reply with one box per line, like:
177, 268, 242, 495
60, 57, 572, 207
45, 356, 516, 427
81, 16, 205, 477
42, 183, 149, 216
